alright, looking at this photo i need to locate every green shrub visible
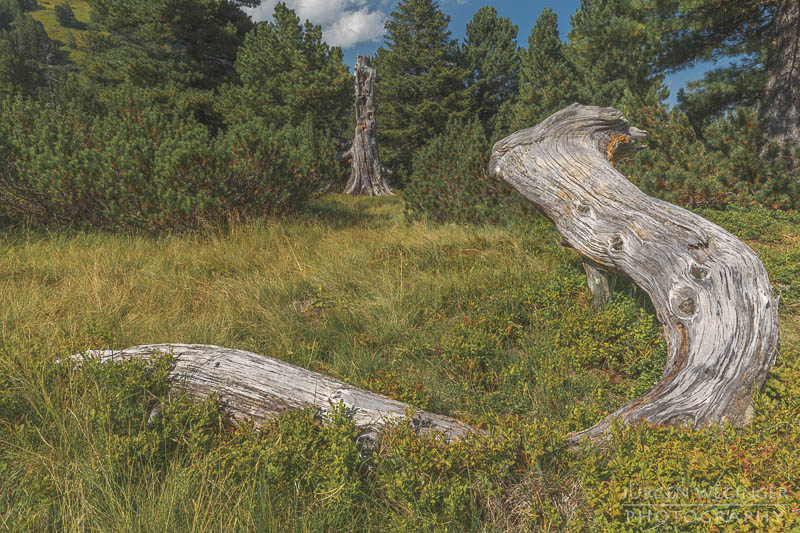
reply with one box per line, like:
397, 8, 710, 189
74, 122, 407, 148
405, 117, 513, 223
218, 115, 339, 216
5, 13, 51, 62
702, 108, 800, 209
620, 103, 800, 210
0, 90, 222, 230
0, 89, 338, 230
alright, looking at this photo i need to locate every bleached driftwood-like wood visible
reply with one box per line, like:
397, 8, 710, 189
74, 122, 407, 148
73, 344, 473, 442
489, 104, 780, 443
583, 260, 611, 307
344, 55, 393, 196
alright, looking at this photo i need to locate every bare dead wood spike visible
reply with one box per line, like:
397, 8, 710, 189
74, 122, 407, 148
73, 344, 474, 442
489, 104, 780, 443
344, 55, 393, 196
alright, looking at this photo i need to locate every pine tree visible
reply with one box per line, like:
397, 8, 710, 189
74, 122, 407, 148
54, 2, 81, 29
677, 58, 766, 135
218, 3, 351, 135
568, 0, 666, 108
461, 6, 520, 136
85, 0, 255, 90
7, 13, 52, 63
0, 39, 34, 95
373, 0, 469, 179
653, 0, 799, 145
0, 13, 52, 96
0, 1, 15, 30
502, 8, 579, 135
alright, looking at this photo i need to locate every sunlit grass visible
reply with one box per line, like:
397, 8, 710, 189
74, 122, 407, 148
29, 0, 92, 64
1, 195, 798, 531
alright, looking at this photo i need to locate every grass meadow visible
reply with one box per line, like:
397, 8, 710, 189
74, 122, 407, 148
29, 0, 92, 64
1, 195, 798, 531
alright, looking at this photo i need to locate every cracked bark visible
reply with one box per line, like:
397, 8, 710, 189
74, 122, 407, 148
761, 0, 800, 146
70, 344, 474, 443
344, 55, 393, 196
489, 104, 780, 443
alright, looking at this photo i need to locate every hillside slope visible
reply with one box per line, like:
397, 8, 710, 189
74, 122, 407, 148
29, 0, 92, 64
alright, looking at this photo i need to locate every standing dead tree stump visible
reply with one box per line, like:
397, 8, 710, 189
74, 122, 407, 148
489, 104, 780, 443
343, 55, 393, 196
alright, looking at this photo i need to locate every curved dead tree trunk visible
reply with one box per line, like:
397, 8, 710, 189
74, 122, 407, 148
344, 55, 393, 196
489, 104, 780, 444
72, 344, 473, 442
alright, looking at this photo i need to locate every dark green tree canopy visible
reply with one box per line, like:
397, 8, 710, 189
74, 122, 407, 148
568, 0, 666, 108
54, 2, 82, 29
0, 39, 35, 95
461, 6, 520, 136
374, 0, 469, 178
85, 0, 256, 90
652, 0, 799, 144
504, 8, 579, 134
6, 12, 52, 62
218, 2, 351, 134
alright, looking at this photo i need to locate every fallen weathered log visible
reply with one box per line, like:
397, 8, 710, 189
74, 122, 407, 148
489, 104, 780, 443
72, 344, 474, 442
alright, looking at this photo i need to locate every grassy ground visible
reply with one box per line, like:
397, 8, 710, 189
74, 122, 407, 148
1, 195, 798, 531
29, 0, 92, 64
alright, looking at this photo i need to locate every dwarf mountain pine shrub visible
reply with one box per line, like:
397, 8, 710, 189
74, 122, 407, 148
405, 117, 514, 223
0, 89, 338, 230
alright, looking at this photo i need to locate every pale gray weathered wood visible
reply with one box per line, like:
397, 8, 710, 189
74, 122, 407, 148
583, 260, 611, 307
73, 344, 473, 441
344, 55, 393, 196
489, 104, 780, 443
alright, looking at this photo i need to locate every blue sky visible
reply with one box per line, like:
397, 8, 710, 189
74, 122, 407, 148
245, 0, 718, 106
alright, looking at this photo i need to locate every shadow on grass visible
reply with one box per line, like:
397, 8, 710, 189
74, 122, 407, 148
303, 194, 402, 230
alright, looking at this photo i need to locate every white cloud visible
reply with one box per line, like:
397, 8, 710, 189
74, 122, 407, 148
245, 1, 389, 49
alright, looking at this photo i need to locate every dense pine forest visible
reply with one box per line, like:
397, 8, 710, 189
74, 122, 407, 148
1, 0, 798, 531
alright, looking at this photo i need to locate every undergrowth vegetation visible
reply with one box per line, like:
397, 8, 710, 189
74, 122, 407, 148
1, 195, 798, 531
0, 88, 338, 230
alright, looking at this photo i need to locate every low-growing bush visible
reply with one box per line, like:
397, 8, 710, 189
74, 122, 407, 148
0, 89, 338, 230
620, 103, 800, 210
404, 117, 515, 223
218, 115, 337, 216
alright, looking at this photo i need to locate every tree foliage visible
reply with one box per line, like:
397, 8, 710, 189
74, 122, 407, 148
652, 0, 799, 145
0, 86, 338, 230
373, 0, 469, 180
461, 6, 520, 137
501, 8, 579, 135
0, 40, 35, 95
405, 117, 514, 223
568, 0, 667, 108
54, 2, 81, 29
85, 0, 255, 90
652, 0, 770, 130
218, 2, 351, 135
1, 0, 798, 232
620, 102, 800, 210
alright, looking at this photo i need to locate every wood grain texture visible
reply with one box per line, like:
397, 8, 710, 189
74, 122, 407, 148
489, 104, 780, 443
344, 55, 393, 196
72, 344, 474, 442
